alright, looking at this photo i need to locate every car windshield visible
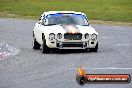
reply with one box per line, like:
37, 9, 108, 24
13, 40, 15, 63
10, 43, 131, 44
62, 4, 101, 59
44, 13, 89, 25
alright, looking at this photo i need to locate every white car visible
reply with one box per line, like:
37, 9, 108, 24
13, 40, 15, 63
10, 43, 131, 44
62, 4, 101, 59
33, 11, 98, 53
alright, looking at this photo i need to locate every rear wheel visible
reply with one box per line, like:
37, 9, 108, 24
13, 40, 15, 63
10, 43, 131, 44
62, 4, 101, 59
42, 38, 50, 53
33, 37, 40, 50
89, 42, 98, 52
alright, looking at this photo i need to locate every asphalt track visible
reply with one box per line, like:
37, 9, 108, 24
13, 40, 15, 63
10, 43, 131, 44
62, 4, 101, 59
0, 18, 132, 88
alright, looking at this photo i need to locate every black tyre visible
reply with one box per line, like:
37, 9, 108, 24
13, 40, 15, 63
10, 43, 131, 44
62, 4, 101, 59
42, 38, 50, 53
33, 38, 40, 50
89, 42, 98, 52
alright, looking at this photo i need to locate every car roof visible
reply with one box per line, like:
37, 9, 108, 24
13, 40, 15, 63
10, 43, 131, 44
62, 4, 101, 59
42, 11, 86, 16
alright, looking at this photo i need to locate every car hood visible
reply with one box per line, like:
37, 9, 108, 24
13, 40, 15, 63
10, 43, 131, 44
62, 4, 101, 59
41, 25, 97, 35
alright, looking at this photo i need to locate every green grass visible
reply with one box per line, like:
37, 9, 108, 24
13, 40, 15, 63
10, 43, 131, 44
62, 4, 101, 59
0, 0, 132, 22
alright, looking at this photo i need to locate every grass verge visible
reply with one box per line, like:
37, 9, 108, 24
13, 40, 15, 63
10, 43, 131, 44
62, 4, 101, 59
0, 0, 132, 25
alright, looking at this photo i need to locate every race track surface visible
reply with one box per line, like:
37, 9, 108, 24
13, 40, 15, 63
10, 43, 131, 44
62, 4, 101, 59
0, 18, 132, 88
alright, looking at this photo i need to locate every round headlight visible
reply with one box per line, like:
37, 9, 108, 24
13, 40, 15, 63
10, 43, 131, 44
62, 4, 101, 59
91, 33, 97, 41
85, 33, 89, 39
49, 33, 55, 40
57, 33, 62, 39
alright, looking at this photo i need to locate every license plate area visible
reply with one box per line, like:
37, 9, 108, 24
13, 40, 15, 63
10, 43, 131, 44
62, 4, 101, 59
62, 42, 83, 47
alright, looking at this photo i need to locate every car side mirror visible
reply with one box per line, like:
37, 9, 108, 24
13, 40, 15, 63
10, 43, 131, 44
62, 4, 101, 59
88, 23, 89, 26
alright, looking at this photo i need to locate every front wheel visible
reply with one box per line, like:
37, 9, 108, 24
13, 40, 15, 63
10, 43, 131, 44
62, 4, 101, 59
89, 42, 98, 52
42, 38, 50, 53
33, 38, 40, 50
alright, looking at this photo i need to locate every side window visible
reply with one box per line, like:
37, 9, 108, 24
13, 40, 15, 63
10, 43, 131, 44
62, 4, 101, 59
44, 15, 49, 25
39, 15, 42, 21
42, 15, 46, 25
38, 15, 45, 24
43, 15, 45, 20
85, 16, 89, 26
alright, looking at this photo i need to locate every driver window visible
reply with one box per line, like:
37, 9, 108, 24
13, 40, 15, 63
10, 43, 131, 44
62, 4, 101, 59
38, 15, 42, 21
38, 15, 45, 25
44, 18, 48, 25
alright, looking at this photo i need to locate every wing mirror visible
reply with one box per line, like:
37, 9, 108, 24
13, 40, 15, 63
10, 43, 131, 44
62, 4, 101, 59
88, 23, 89, 26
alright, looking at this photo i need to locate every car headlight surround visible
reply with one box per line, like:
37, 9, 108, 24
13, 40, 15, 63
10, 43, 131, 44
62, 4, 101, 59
57, 33, 62, 39
85, 33, 89, 39
91, 33, 97, 41
49, 33, 55, 40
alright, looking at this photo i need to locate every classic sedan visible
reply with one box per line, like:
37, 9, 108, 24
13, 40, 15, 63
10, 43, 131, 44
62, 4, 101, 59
33, 11, 98, 53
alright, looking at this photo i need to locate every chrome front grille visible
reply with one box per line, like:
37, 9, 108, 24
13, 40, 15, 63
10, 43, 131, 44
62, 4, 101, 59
64, 33, 82, 40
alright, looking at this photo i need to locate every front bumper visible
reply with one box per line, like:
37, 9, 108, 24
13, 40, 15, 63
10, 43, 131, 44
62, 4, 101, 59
47, 39, 98, 49
57, 41, 86, 49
